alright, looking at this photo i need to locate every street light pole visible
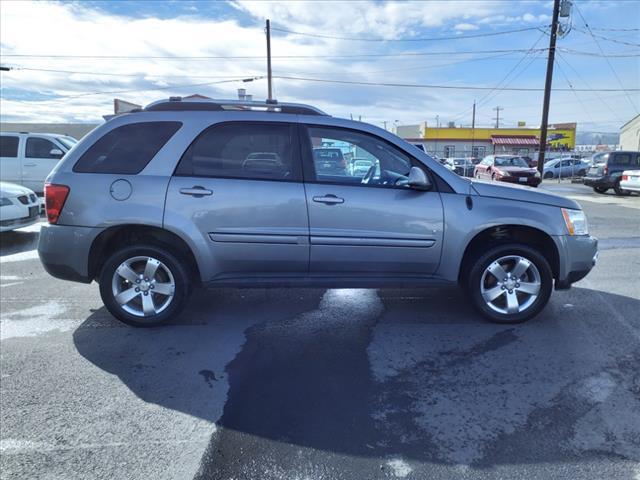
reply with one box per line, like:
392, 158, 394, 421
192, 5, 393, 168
538, 0, 561, 174
266, 19, 273, 101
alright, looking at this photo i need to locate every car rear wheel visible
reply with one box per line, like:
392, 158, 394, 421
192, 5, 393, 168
99, 244, 191, 327
466, 244, 553, 324
593, 186, 608, 194
613, 180, 631, 196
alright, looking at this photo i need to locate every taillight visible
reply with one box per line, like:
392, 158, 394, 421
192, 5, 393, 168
622, 175, 628, 181
44, 184, 70, 224
603, 165, 608, 175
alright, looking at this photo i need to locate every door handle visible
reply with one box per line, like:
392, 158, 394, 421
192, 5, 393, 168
23, 163, 37, 167
180, 186, 213, 197
313, 195, 344, 205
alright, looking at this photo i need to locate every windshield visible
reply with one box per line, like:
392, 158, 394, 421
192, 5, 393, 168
56, 137, 77, 150
495, 156, 529, 168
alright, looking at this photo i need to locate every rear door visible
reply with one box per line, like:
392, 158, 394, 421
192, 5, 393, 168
301, 124, 444, 276
0, 134, 22, 185
22, 136, 65, 193
165, 121, 309, 280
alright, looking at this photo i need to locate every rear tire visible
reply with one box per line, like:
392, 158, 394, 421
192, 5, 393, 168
613, 180, 631, 196
466, 243, 553, 324
593, 186, 608, 194
99, 244, 191, 327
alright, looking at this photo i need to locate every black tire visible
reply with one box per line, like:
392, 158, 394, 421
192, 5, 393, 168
577, 169, 586, 176
613, 180, 631, 196
99, 244, 191, 327
466, 243, 553, 324
593, 186, 608, 194
543, 172, 554, 179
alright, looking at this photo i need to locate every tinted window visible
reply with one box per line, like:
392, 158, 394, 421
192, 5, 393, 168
495, 156, 529, 167
0, 136, 19, 158
611, 153, 640, 167
176, 122, 299, 181
305, 126, 416, 187
26, 137, 62, 159
74, 122, 181, 174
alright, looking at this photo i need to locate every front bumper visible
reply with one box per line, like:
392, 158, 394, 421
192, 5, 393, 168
498, 176, 542, 187
554, 234, 598, 290
38, 223, 103, 283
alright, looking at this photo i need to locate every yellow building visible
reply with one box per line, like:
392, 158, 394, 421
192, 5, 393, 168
404, 123, 577, 158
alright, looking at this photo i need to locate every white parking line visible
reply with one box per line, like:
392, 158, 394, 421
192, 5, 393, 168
0, 250, 40, 263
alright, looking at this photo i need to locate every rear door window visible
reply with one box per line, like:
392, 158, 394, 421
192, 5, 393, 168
0, 135, 19, 157
73, 122, 181, 174
175, 122, 300, 182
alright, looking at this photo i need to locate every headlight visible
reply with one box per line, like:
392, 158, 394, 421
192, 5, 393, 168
561, 208, 588, 235
0, 197, 13, 207
534, 171, 541, 178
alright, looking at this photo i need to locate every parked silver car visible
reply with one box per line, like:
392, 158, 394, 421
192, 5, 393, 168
38, 97, 598, 326
543, 157, 590, 179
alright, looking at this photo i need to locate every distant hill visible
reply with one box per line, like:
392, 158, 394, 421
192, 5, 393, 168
576, 131, 620, 145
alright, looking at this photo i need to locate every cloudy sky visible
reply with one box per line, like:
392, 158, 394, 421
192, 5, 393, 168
1, 0, 638, 133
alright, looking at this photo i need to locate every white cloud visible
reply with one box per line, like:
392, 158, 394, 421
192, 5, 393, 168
454, 23, 479, 31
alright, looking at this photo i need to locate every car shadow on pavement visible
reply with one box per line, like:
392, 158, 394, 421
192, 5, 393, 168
73, 286, 640, 477
0, 225, 41, 256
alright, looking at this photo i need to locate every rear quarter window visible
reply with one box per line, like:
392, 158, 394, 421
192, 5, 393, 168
73, 121, 181, 174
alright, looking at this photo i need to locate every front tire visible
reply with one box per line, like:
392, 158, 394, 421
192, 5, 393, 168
466, 244, 553, 324
543, 172, 553, 179
99, 244, 191, 327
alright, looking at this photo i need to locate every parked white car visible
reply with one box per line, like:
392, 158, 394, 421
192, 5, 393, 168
620, 170, 640, 193
0, 182, 41, 232
0, 132, 77, 194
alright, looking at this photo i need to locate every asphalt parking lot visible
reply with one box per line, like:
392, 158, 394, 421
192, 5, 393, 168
1, 182, 639, 480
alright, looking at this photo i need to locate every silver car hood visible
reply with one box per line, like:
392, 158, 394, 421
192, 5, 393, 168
469, 179, 581, 210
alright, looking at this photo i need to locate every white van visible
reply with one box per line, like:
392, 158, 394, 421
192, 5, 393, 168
0, 132, 77, 194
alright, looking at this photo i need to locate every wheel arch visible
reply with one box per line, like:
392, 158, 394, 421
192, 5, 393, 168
458, 224, 560, 284
88, 224, 201, 284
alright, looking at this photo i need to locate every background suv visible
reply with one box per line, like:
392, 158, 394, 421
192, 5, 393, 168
583, 151, 640, 195
38, 97, 597, 327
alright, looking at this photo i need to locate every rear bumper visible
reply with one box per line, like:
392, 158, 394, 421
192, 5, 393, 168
583, 176, 614, 188
554, 235, 598, 290
38, 223, 102, 283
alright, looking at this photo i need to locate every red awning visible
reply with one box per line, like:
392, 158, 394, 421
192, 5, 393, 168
491, 135, 539, 146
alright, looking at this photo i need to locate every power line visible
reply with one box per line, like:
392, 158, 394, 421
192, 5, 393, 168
272, 75, 639, 92
553, 57, 597, 125
573, 27, 640, 47
555, 52, 625, 123
64, 77, 265, 99
270, 25, 546, 42
2, 47, 637, 60
573, 3, 639, 114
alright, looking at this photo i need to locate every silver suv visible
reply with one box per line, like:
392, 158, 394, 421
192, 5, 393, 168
38, 97, 598, 327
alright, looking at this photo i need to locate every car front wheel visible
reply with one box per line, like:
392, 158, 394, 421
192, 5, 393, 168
466, 244, 553, 324
99, 244, 191, 327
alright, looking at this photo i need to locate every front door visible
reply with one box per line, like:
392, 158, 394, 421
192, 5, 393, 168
165, 121, 309, 281
301, 125, 444, 276
22, 136, 65, 193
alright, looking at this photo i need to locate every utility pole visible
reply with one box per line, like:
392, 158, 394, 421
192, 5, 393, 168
493, 106, 503, 128
538, 0, 561, 174
266, 19, 273, 101
471, 100, 476, 157
383, 120, 388, 131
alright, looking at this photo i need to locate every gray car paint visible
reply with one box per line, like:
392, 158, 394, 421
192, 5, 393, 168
39, 106, 597, 289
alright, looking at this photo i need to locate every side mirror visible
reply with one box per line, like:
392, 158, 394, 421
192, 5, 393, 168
49, 148, 64, 158
398, 166, 432, 190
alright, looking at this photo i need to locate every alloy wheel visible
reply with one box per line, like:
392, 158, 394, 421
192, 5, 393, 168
111, 256, 176, 317
480, 255, 541, 315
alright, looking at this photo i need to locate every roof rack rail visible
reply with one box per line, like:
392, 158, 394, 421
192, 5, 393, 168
144, 97, 328, 116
